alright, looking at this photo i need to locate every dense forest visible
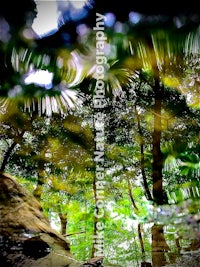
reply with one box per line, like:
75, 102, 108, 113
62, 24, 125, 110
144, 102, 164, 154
0, 1, 200, 266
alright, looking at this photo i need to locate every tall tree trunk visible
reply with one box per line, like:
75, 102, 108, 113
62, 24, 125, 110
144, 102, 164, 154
33, 160, 45, 201
58, 197, 71, 236
0, 141, 17, 173
127, 176, 138, 211
151, 224, 170, 267
138, 224, 145, 256
134, 105, 153, 201
0, 112, 37, 175
139, 224, 152, 267
152, 79, 164, 205
59, 213, 68, 236
0, 130, 26, 174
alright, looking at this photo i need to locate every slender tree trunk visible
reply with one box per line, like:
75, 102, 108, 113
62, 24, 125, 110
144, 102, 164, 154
134, 105, 153, 201
59, 213, 68, 235
33, 174, 45, 200
0, 141, 17, 173
127, 176, 138, 211
0, 130, 26, 174
0, 112, 37, 175
33, 160, 45, 201
139, 224, 152, 267
58, 197, 71, 236
138, 224, 145, 256
152, 79, 164, 205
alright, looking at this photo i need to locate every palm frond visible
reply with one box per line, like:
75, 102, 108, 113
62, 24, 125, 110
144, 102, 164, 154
163, 142, 200, 179
3, 48, 87, 116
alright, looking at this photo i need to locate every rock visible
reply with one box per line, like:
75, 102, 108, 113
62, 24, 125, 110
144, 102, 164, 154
0, 173, 78, 267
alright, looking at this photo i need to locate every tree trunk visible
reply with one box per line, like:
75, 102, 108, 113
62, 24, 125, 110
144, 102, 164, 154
33, 160, 45, 201
152, 79, 164, 205
127, 176, 138, 211
151, 224, 170, 267
59, 213, 68, 236
138, 224, 145, 256
0, 113, 37, 175
0, 141, 17, 173
138, 225, 152, 267
134, 105, 153, 201
58, 197, 71, 236
0, 129, 26, 174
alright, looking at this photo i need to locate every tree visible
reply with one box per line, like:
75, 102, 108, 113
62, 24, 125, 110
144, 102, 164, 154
1, 1, 200, 266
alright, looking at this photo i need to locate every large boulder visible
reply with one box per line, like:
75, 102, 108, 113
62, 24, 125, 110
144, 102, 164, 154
0, 173, 79, 267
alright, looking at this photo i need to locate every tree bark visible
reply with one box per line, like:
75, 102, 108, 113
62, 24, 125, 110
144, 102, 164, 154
0, 112, 37, 175
59, 213, 68, 236
58, 196, 71, 236
0, 130, 26, 174
152, 79, 164, 205
33, 160, 45, 201
127, 176, 139, 211
0, 141, 17, 173
151, 224, 170, 267
138, 224, 145, 259
134, 105, 153, 201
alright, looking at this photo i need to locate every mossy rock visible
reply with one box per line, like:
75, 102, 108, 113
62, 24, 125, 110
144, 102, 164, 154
0, 173, 79, 267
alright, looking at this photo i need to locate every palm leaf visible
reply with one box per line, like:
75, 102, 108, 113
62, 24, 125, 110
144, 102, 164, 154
1, 48, 85, 116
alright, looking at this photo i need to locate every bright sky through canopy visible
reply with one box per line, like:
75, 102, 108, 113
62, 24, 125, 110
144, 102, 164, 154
32, 1, 59, 37
32, 0, 87, 37
24, 70, 53, 89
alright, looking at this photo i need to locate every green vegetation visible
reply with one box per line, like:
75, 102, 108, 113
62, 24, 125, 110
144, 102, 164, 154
0, 1, 199, 266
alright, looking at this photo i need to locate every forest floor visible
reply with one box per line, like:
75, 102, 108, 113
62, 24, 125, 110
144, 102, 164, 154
166, 249, 200, 267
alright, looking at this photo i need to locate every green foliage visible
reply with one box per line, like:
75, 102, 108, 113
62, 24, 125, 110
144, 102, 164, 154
0, 5, 200, 266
